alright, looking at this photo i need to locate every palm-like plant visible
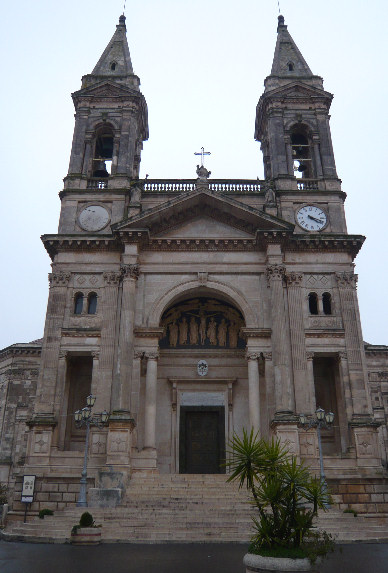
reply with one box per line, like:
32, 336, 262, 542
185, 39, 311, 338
226, 430, 333, 559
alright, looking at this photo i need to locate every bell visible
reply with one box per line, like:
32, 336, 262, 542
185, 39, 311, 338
93, 160, 109, 178
297, 163, 307, 173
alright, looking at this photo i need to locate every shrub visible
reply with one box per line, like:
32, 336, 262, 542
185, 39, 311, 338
343, 508, 358, 517
226, 429, 335, 562
79, 511, 94, 527
39, 508, 54, 519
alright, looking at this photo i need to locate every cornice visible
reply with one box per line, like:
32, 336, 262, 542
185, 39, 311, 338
287, 234, 365, 260
41, 234, 122, 260
134, 327, 165, 339
0, 344, 42, 362
240, 328, 272, 339
306, 329, 345, 338
61, 328, 101, 338
145, 237, 258, 251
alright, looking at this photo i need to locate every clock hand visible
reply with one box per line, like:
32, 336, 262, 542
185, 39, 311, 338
308, 215, 324, 223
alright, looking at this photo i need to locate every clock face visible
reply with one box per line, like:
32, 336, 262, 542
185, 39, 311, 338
78, 205, 110, 232
296, 205, 327, 232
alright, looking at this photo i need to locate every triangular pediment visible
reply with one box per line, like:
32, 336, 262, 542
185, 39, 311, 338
264, 81, 332, 100
157, 216, 253, 239
113, 188, 293, 238
73, 81, 139, 100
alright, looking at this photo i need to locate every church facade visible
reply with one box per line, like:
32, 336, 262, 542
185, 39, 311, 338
1, 15, 388, 513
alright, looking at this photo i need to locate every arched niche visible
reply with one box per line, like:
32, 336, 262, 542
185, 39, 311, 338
159, 296, 246, 350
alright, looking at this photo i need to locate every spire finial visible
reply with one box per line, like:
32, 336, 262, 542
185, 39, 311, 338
119, 14, 126, 26
278, 14, 285, 29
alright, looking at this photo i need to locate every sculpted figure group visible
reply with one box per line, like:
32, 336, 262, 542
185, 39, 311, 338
167, 312, 240, 348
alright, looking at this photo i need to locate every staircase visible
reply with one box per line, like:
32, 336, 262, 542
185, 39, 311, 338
2, 474, 388, 544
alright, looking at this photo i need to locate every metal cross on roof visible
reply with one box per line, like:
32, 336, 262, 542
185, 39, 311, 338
194, 147, 211, 167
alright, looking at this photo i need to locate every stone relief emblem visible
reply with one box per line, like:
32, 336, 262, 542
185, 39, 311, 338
197, 360, 208, 377
160, 297, 245, 349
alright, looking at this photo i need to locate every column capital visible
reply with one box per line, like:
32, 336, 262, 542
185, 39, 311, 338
48, 271, 71, 287
246, 351, 260, 361
266, 264, 286, 285
121, 263, 140, 280
263, 352, 272, 361
335, 271, 358, 289
144, 350, 159, 361
338, 351, 348, 361
103, 271, 121, 286
285, 272, 303, 286
91, 351, 100, 360
306, 351, 314, 361
133, 349, 144, 360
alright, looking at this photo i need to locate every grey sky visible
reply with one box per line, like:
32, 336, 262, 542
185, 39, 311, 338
1, 0, 387, 349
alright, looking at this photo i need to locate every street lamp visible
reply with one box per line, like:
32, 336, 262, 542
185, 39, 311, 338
74, 395, 109, 507
298, 406, 335, 508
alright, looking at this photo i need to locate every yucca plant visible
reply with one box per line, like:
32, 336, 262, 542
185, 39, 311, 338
226, 429, 334, 561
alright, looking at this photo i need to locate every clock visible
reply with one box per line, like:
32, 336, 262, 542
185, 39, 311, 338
78, 205, 110, 232
295, 205, 327, 232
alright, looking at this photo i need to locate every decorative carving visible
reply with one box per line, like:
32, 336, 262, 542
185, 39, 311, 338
89, 276, 98, 285
103, 271, 121, 286
91, 433, 107, 455
48, 272, 71, 287
246, 352, 260, 361
144, 351, 160, 361
58, 351, 69, 359
299, 432, 316, 457
160, 297, 245, 349
285, 272, 303, 286
133, 350, 144, 360
91, 351, 100, 360
266, 265, 285, 285
198, 271, 208, 285
263, 352, 272, 361
264, 179, 277, 207
108, 431, 128, 453
338, 351, 348, 360
335, 272, 358, 289
33, 432, 50, 454
121, 264, 140, 280
196, 164, 211, 182
306, 274, 330, 287
306, 352, 314, 360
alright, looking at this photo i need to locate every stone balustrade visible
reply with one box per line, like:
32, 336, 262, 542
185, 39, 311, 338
144, 179, 263, 193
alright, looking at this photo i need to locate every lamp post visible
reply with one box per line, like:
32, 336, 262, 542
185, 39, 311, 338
299, 407, 334, 508
74, 395, 109, 507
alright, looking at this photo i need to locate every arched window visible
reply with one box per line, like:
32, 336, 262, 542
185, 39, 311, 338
308, 292, 318, 315
110, 62, 117, 71
322, 292, 332, 315
288, 62, 295, 71
92, 126, 114, 178
291, 128, 314, 179
74, 293, 84, 315
87, 293, 97, 315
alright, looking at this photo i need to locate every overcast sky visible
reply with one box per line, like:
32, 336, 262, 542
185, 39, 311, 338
1, 0, 387, 350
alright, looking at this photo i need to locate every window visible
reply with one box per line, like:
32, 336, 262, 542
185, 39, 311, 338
291, 129, 314, 178
288, 62, 294, 71
74, 293, 84, 315
322, 292, 332, 315
92, 126, 114, 178
110, 62, 117, 71
87, 293, 97, 315
308, 292, 318, 315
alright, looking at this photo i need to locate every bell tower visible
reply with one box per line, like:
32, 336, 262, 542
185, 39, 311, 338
255, 15, 338, 188
65, 15, 148, 191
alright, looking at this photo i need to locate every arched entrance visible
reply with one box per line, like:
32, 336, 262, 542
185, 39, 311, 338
158, 297, 246, 474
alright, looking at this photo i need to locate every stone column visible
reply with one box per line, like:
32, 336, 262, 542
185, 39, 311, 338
267, 113, 288, 177
312, 136, 323, 178
144, 351, 159, 450
91, 351, 100, 397
246, 352, 260, 433
306, 352, 317, 414
285, 272, 309, 414
34, 271, 71, 417
81, 138, 92, 176
111, 264, 139, 415
335, 272, 369, 416
99, 272, 121, 412
68, 109, 89, 175
266, 265, 295, 416
54, 350, 68, 450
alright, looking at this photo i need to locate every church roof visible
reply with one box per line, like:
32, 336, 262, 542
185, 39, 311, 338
92, 15, 134, 76
271, 15, 312, 77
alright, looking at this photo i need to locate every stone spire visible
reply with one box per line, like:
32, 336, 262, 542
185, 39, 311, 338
264, 15, 323, 92
81, 15, 139, 90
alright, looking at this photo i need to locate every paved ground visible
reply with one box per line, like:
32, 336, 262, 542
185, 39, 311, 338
1, 541, 388, 573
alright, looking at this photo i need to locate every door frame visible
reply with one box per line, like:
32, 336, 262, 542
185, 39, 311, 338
168, 378, 236, 473
179, 406, 226, 474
